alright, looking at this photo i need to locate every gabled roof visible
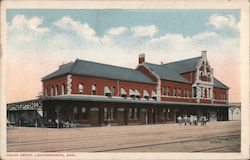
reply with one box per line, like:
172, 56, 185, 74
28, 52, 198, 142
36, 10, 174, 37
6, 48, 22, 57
163, 56, 201, 73
145, 63, 191, 83
214, 78, 229, 89
42, 59, 156, 84
145, 56, 229, 89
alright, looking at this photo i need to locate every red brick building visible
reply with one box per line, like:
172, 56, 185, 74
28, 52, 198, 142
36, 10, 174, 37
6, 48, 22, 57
7, 50, 229, 127
38, 50, 229, 127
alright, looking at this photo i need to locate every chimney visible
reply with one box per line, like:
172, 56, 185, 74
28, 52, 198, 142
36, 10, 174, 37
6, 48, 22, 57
201, 50, 207, 58
139, 53, 145, 64
59, 61, 73, 69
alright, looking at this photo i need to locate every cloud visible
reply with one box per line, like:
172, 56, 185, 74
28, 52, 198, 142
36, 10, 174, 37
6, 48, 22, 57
207, 14, 239, 30
106, 26, 128, 36
6, 14, 240, 103
8, 15, 49, 33
54, 16, 99, 43
131, 25, 158, 37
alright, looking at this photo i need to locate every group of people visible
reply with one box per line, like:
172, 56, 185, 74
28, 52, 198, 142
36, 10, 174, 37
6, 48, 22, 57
177, 115, 208, 126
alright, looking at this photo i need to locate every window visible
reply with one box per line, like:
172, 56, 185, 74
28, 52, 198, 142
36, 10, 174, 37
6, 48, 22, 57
104, 86, 111, 96
152, 90, 157, 100
187, 89, 190, 97
208, 88, 211, 98
129, 89, 135, 98
44, 88, 48, 97
208, 73, 211, 81
167, 87, 170, 96
81, 107, 87, 119
143, 90, 149, 99
193, 87, 197, 98
92, 84, 96, 95
134, 89, 140, 98
162, 86, 167, 95
177, 88, 181, 97
104, 108, 108, 120
183, 89, 187, 97
55, 85, 58, 96
129, 108, 133, 119
128, 108, 138, 120
213, 93, 216, 99
51, 86, 54, 96
134, 108, 138, 120
73, 107, 79, 120
78, 83, 83, 94
120, 88, 127, 97
111, 87, 115, 96
173, 88, 176, 96
61, 84, 65, 95
111, 108, 116, 119
201, 87, 203, 98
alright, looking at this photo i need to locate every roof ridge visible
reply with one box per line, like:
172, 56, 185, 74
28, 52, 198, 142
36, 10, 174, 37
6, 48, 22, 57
69, 59, 79, 73
164, 56, 201, 65
76, 58, 140, 72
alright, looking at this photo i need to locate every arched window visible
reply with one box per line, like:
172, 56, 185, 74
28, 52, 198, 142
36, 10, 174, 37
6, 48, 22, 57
143, 90, 149, 99
129, 89, 135, 98
173, 88, 176, 96
51, 86, 54, 96
120, 88, 126, 97
111, 87, 115, 96
177, 88, 181, 97
134, 89, 140, 98
61, 84, 65, 95
162, 86, 168, 96
55, 85, 58, 96
183, 89, 187, 97
78, 83, 83, 94
187, 89, 190, 97
104, 86, 111, 96
44, 88, 48, 97
92, 84, 96, 95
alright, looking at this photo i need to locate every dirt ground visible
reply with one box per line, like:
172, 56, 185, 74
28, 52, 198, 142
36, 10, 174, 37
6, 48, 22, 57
7, 121, 240, 152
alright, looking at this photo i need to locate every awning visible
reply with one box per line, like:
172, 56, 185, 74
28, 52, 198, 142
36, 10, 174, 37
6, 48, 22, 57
151, 91, 157, 98
134, 89, 140, 97
143, 90, 149, 97
120, 88, 126, 95
129, 89, 135, 96
104, 86, 111, 94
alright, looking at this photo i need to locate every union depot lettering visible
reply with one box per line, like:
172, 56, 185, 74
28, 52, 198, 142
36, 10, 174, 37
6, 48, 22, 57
7, 51, 229, 127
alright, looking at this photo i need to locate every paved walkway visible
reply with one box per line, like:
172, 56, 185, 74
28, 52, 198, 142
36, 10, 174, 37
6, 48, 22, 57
7, 121, 240, 152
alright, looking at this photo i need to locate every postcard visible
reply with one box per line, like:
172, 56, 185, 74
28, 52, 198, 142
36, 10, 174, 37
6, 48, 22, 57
0, 0, 249, 159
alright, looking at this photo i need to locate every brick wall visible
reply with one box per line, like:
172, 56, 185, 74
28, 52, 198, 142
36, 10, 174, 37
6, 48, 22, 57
71, 75, 157, 97
43, 76, 67, 96
181, 71, 195, 83
160, 80, 192, 101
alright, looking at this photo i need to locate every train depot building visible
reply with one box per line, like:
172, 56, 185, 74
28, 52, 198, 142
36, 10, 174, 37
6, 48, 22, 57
7, 51, 230, 127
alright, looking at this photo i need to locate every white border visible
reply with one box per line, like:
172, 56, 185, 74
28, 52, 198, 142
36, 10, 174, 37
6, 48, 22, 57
1, 0, 249, 159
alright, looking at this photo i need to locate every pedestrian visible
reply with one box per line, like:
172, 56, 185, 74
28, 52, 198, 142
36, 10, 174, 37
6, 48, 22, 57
177, 116, 182, 126
189, 115, 193, 125
204, 116, 207, 125
194, 115, 197, 126
200, 116, 204, 126
183, 115, 188, 126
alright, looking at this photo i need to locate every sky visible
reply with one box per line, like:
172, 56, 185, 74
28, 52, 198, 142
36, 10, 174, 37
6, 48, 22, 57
6, 9, 240, 103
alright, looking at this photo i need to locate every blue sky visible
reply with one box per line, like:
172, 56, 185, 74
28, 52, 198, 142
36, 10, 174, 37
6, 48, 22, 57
6, 9, 241, 102
7, 9, 240, 37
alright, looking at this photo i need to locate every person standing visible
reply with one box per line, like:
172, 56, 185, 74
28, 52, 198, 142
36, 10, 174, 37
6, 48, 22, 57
183, 115, 188, 126
177, 116, 182, 126
194, 115, 197, 126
